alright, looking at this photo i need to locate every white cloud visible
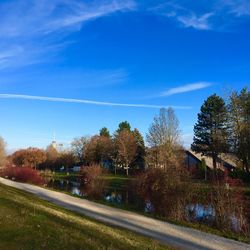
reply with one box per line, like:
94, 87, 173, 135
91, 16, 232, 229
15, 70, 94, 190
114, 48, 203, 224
161, 82, 212, 96
177, 12, 213, 30
0, 94, 191, 110
150, 0, 250, 31
0, 0, 136, 37
225, 0, 250, 17
0, 0, 136, 69
41, 0, 136, 34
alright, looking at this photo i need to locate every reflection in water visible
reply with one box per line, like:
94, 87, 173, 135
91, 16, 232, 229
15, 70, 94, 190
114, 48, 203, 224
71, 187, 82, 196
45, 177, 244, 232
46, 177, 140, 207
186, 204, 215, 221
144, 201, 154, 213
105, 191, 122, 203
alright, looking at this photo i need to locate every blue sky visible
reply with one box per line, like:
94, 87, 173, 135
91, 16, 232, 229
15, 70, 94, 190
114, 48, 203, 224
0, 0, 249, 152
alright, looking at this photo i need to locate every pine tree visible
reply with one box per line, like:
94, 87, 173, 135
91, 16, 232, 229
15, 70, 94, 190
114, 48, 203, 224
228, 87, 250, 172
191, 94, 228, 174
132, 128, 146, 170
116, 121, 131, 134
99, 127, 110, 137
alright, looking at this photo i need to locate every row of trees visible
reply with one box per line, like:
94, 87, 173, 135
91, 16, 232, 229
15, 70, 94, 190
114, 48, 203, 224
71, 121, 146, 175
192, 87, 250, 173
10, 146, 75, 172
5, 121, 146, 175
7, 107, 181, 175
70, 108, 183, 175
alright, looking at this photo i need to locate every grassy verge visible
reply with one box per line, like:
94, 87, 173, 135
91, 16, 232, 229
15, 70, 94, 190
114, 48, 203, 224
41, 171, 80, 179
0, 183, 171, 250
101, 174, 134, 189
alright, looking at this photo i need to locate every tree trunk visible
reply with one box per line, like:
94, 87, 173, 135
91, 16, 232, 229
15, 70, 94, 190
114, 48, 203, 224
212, 156, 217, 180
243, 158, 249, 173
126, 166, 129, 176
205, 166, 207, 181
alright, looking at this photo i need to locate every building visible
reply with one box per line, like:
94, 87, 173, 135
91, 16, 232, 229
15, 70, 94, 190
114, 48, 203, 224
186, 150, 238, 172
51, 133, 65, 152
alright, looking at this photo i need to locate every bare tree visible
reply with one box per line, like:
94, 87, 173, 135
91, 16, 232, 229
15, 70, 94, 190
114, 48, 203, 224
115, 130, 137, 176
0, 137, 6, 168
71, 136, 90, 163
147, 107, 182, 170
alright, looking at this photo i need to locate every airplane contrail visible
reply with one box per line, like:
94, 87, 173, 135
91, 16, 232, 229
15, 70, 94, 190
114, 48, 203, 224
0, 94, 191, 109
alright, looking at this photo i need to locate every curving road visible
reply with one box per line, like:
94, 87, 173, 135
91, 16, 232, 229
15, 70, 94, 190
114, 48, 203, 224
0, 177, 249, 250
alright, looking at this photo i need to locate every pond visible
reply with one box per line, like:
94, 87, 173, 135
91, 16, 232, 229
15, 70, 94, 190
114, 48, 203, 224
45, 177, 141, 208
44, 176, 245, 232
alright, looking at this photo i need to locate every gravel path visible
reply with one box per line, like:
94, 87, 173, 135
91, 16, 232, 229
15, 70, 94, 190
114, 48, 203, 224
1, 177, 249, 250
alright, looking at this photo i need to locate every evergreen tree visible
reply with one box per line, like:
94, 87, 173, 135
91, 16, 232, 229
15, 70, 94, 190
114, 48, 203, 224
99, 127, 110, 137
191, 94, 228, 174
132, 128, 146, 170
116, 121, 131, 134
228, 87, 250, 172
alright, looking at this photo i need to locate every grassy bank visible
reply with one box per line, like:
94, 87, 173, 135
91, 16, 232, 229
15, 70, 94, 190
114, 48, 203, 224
41, 171, 80, 179
101, 174, 134, 189
0, 183, 170, 250
42, 171, 133, 186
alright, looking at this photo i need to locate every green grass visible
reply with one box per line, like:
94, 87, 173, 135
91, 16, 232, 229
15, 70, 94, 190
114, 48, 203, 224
101, 174, 134, 189
0, 183, 172, 250
244, 186, 250, 197
41, 171, 80, 179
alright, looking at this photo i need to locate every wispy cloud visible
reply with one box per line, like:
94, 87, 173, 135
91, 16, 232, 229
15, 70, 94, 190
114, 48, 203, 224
149, 0, 250, 31
42, 1, 136, 34
161, 82, 212, 97
225, 0, 250, 17
0, 94, 191, 110
177, 13, 213, 30
0, 0, 136, 37
0, 0, 136, 69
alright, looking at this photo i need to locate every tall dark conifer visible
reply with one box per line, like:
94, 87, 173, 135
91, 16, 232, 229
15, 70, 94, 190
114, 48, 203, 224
228, 88, 250, 172
132, 128, 146, 170
99, 127, 110, 138
116, 121, 131, 134
191, 94, 228, 173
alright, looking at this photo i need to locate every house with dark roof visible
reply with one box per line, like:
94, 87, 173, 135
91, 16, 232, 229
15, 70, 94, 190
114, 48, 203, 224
185, 150, 238, 172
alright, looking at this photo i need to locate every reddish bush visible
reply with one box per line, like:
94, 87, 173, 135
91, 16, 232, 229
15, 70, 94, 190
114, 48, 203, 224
0, 166, 44, 185
209, 182, 249, 234
78, 164, 107, 199
223, 170, 244, 187
79, 164, 104, 184
136, 167, 192, 220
